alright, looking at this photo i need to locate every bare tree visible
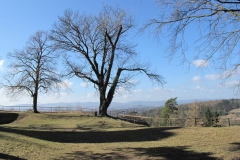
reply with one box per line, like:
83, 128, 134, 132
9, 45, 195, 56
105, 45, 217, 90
2, 31, 67, 113
50, 7, 165, 116
144, 0, 240, 91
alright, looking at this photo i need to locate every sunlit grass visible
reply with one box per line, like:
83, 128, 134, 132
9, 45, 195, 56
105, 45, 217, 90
0, 112, 239, 160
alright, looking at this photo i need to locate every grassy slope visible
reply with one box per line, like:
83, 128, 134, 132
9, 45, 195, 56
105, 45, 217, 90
219, 108, 240, 126
229, 108, 240, 114
0, 112, 239, 160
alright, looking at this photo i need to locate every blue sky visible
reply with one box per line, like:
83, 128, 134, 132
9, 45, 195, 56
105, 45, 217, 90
0, 0, 238, 106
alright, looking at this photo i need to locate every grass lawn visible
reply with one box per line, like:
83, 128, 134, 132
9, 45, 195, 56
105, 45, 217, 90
0, 112, 239, 160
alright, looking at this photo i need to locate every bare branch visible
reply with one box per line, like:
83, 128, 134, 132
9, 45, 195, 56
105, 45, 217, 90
51, 6, 165, 116
143, 0, 240, 91
1, 31, 69, 113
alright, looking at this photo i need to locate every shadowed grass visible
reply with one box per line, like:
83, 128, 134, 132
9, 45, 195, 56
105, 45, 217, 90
0, 153, 26, 160
0, 126, 176, 143
0, 113, 19, 124
0, 112, 239, 160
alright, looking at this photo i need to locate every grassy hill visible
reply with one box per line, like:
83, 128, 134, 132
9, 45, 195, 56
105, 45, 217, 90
0, 111, 239, 159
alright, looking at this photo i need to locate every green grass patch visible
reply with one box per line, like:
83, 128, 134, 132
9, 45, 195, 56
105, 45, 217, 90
0, 112, 239, 159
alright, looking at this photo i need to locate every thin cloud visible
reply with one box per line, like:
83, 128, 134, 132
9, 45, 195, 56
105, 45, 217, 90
205, 74, 220, 80
87, 93, 94, 98
192, 60, 209, 68
80, 82, 91, 87
225, 80, 239, 87
56, 79, 73, 89
149, 87, 161, 92
192, 76, 201, 82
133, 89, 142, 94
0, 60, 4, 70
63, 79, 73, 88
195, 86, 204, 90
221, 68, 240, 79
116, 86, 125, 94
128, 79, 139, 85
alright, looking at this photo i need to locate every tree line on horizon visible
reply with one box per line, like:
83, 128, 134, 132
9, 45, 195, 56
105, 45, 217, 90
141, 98, 240, 119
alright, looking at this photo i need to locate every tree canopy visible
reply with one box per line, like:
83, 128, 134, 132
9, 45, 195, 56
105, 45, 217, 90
1, 31, 67, 113
161, 97, 178, 125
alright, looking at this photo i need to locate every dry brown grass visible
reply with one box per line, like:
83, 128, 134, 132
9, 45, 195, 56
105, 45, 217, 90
0, 112, 239, 160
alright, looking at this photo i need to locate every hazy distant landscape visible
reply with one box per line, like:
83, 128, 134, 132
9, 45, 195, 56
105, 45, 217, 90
10, 99, 212, 109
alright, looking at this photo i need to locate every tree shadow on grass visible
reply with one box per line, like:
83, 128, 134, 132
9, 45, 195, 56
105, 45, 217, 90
0, 153, 26, 160
54, 146, 218, 160
230, 142, 240, 152
131, 146, 217, 160
56, 151, 128, 160
229, 142, 240, 159
0, 113, 19, 124
0, 126, 180, 143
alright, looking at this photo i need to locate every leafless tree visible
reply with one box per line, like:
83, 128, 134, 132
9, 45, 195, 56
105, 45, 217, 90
143, 0, 240, 92
50, 6, 165, 116
2, 31, 68, 113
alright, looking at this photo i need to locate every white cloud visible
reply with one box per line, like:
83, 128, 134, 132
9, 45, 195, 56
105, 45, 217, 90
63, 79, 73, 88
205, 74, 220, 80
195, 86, 204, 90
221, 68, 240, 79
80, 82, 91, 87
0, 88, 33, 106
0, 60, 4, 70
149, 87, 175, 95
87, 93, 94, 98
192, 76, 201, 82
192, 60, 209, 67
224, 80, 239, 88
128, 79, 139, 85
122, 95, 129, 99
149, 87, 161, 92
116, 86, 125, 94
56, 79, 73, 89
133, 89, 142, 94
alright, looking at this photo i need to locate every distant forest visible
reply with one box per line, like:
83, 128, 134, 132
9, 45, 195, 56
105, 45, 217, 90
140, 99, 240, 119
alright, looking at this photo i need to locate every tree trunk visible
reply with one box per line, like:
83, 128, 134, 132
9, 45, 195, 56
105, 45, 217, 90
99, 99, 109, 116
32, 92, 39, 113
98, 69, 122, 116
